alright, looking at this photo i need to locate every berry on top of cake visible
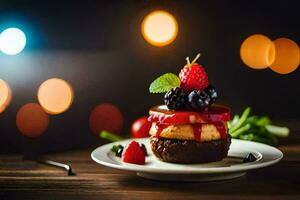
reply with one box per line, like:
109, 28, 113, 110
148, 53, 231, 163
179, 53, 209, 93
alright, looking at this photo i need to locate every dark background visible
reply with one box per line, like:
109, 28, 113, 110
0, 0, 299, 153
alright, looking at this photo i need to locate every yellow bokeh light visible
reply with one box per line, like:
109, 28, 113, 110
141, 10, 178, 46
240, 34, 275, 69
270, 38, 300, 74
38, 78, 74, 115
0, 79, 12, 113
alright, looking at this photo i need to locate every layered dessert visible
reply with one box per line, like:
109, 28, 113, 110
148, 54, 231, 163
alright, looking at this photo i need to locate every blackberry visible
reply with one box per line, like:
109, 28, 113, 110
243, 153, 257, 163
116, 146, 124, 157
111, 144, 123, 154
140, 143, 148, 156
164, 87, 187, 110
204, 85, 218, 103
188, 90, 211, 110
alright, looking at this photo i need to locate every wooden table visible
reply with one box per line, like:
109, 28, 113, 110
1, 121, 300, 200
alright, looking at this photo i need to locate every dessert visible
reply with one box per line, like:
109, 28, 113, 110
148, 54, 231, 163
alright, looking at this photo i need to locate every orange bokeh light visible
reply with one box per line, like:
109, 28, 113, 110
141, 10, 178, 46
16, 103, 49, 138
89, 103, 124, 136
240, 34, 275, 69
270, 38, 300, 74
38, 78, 74, 115
0, 79, 12, 113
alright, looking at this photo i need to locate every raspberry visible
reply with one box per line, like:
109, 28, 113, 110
179, 63, 209, 93
179, 54, 209, 93
121, 141, 145, 165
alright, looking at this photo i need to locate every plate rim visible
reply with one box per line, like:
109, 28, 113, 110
91, 138, 283, 174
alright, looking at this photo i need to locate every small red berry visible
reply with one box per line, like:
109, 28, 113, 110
122, 141, 146, 165
131, 116, 152, 138
179, 54, 209, 93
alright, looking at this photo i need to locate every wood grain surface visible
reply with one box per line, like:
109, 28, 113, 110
0, 121, 299, 200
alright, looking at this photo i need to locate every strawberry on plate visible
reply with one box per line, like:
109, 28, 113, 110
122, 141, 146, 165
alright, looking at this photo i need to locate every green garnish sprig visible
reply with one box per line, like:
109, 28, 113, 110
228, 107, 290, 145
100, 130, 124, 142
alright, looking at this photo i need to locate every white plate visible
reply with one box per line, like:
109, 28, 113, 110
91, 138, 283, 182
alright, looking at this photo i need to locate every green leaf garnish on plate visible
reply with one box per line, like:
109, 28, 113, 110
149, 73, 181, 93
228, 107, 290, 146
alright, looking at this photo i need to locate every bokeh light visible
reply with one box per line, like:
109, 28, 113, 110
89, 103, 124, 136
0, 28, 26, 55
16, 103, 49, 138
141, 10, 178, 46
270, 38, 300, 74
240, 34, 275, 69
38, 78, 74, 115
0, 79, 12, 113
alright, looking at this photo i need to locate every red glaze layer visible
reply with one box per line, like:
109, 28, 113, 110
192, 124, 202, 141
155, 123, 168, 138
148, 104, 231, 125
213, 121, 227, 139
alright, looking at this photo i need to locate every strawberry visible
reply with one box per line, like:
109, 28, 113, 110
122, 141, 146, 165
179, 53, 209, 93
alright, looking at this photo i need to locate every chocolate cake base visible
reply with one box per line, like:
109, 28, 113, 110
150, 136, 231, 163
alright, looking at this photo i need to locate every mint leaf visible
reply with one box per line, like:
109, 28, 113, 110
149, 73, 181, 93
